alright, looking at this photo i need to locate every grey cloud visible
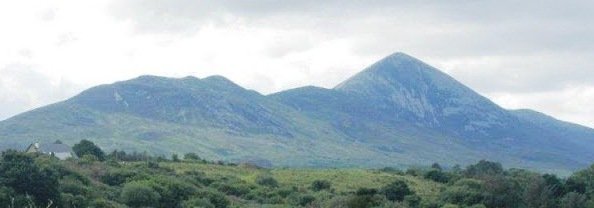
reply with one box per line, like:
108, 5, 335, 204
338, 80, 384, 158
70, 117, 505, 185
108, 0, 594, 116
0, 64, 82, 120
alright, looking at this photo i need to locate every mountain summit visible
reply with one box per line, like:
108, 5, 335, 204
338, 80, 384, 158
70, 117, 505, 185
1, 52, 593, 173
335, 53, 513, 137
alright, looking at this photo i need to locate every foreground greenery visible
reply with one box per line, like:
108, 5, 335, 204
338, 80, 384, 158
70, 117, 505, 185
1, 141, 594, 207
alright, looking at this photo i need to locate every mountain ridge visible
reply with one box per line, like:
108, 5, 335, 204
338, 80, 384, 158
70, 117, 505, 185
1, 52, 593, 174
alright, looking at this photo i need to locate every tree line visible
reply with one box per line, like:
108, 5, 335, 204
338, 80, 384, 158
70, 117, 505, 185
0, 139, 593, 207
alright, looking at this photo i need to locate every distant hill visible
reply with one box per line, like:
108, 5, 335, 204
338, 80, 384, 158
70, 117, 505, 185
1, 52, 593, 173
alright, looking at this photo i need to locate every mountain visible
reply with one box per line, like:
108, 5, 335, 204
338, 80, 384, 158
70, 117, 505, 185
1, 52, 593, 174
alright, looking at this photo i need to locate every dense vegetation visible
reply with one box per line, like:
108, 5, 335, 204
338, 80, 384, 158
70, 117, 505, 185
1, 140, 594, 208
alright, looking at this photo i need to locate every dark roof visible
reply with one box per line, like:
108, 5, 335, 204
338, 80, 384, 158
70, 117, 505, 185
39, 143, 73, 153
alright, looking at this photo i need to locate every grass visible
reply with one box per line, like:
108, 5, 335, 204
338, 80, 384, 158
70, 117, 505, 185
160, 162, 444, 201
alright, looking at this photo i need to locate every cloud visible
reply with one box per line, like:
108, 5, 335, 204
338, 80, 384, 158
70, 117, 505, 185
0, 64, 83, 120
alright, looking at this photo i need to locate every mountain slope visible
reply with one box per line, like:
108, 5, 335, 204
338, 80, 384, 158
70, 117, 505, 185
1, 52, 593, 173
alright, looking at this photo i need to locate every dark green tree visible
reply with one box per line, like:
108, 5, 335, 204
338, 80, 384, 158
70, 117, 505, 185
311, 180, 332, 191
0, 150, 60, 206
431, 163, 443, 171
72, 140, 106, 161
381, 180, 414, 202
256, 175, 279, 187
183, 153, 201, 161
120, 182, 160, 208
440, 179, 485, 206
464, 160, 504, 178
560, 192, 587, 208
424, 169, 450, 183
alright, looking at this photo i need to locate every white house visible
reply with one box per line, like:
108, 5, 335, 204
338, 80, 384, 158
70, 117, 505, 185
25, 141, 76, 160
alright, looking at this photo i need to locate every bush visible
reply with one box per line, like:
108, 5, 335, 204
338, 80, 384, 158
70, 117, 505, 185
184, 170, 214, 186
424, 169, 450, 183
560, 192, 587, 208
464, 160, 503, 178
184, 153, 201, 161
196, 190, 229, 208
182, 198, 215, 208
61, 193, 88, 208
73, 140, 106, 161
120, 182, 160, 208
347, 194, 385, 208
88, 199, 127, 208
212, 182, 251, 196
311, 180, 332, 191
101, 170, 138, 186
0, 150, 60, 206
440, 179, 485, 206
255, 175, 278, 187
144, 176, 198, 207
381, 180, 414, 202
404, 194, 421, 207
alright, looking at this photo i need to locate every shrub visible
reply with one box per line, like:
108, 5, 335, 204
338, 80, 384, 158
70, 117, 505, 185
560, 192, 587, 208
101, 170, 137, 186
311, 180, 332, 192
73, 140, 106, 161
356, 188, 378, 196
172, 154, 180, 162
120, 182, 160, 208
381, 180, 414, 202
255, 175, 278, 187
440, 179, 485, 206
212, 182, 250, 196
184, 170, 214, 186
0, 150, 60, 206
61, 193, 88, 208
347, 194, 385, 208
464, 160, 503, 178
424, 169, 450, 183
144, 176, 198, 207
182, 198, 215, 208
184, 153, 201, 161
404, 194, 421, 207
88, 199, 127, 208
196, 190, 229, 208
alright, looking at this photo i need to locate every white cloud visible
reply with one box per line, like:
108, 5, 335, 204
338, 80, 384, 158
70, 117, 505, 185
0, 0, 593, 128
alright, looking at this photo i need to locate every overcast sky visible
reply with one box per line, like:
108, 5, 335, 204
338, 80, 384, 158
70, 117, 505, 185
1, 0, 594, 127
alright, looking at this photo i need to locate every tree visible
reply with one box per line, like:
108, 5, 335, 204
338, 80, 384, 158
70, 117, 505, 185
120, 182, 160, 208
464, 160, 504, 178
311, 180, 332, 191
184, 153, 201, 161
0, 150, 60, 206
560, 192, 587, 208
481, 175, 522, 208
424, 169, 450, 183
172, 154, 180, 162
431, 163, 443, 171
524, 176, 556, 208
381, 180, 414, 202
256, 175, 279, 187
440, 179, 485, 206
542, 174, 566, 197
182, 198, 214, 208
73, 140, 106, 161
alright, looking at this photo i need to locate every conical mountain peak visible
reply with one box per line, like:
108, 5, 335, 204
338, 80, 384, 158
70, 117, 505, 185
334, 52, 508, 130
335, 52, 464, 94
